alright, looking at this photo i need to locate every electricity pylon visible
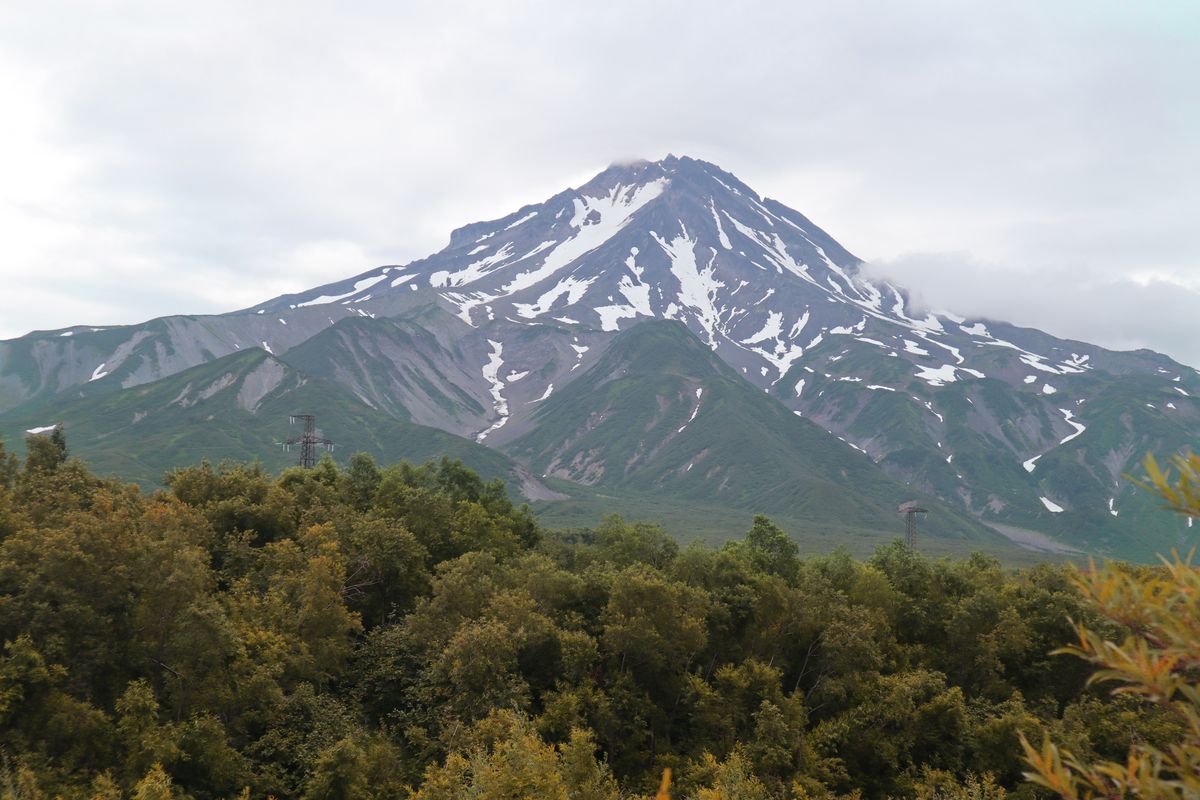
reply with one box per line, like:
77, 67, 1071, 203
898, 501, 928, 549
284, 413, 334, 468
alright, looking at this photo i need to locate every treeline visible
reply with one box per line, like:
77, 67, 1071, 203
0, 433, 1178, 799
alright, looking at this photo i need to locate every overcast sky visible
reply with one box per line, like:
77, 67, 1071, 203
2, 2, 1198, 364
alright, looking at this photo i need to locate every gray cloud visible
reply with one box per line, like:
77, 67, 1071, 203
0, 1, 1197, 365
862, 253, 1200, 367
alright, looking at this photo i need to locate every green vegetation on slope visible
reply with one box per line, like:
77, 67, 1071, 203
507, 320, 1001, 544
0, 347, 523, 493
778, 333, 1200, 562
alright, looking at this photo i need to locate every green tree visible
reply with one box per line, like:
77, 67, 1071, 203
0, 436, 18, 490
23, 427, 67, 474
87, 771, 123, 800
301, 737, 369, 800
131, 764, 178, 800
1, 763, 46, 800
226, 524, 361, 687
686, 748, 770, 800
557, 728, 620, 800
742, 515, 800, 581
337, 513, 430, 628
602, 567, 708, 679
340, 453, 382, 513
116, 680, 181, 783
820, 669, 967, 796
591, 515, 678, 570
430, 618, 530, 722
412, 716, 569, 800
166, 460, 297, 545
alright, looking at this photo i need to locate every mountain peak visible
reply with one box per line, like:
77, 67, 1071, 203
257, 153, 866, 342
441, 155, 762, 259
584, 155, 754, 196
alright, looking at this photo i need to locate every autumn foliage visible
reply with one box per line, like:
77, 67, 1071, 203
1021, 453, 1200, 800
0, 432, 1193, 799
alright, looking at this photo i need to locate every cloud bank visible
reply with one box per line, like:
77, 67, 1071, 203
862, 254, 1200, 367
0, 1, 1196, 365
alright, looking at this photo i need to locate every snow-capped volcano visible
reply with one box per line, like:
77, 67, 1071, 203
255, 155, 874, 380
3, 155, 1198, 559
255, 155, 1121, 394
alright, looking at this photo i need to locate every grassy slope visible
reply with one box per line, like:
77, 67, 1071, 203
529, 479, 1054, 566
506, 320, 1013, 550
0, 348, 522, 491
777, 335, 1200, 562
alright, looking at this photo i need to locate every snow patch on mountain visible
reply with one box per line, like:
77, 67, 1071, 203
1040, 496, 1065, 513
503, 180, 666, 296
677, 387, 703, 433
656, 228, 724, 348
914, 365, 959, 386
476, 340, 509, 441
709, 201, 732, 250
1058, 409, 1086, 445
741, 311, 784, 345
503, 210, 538, 230
297, 274, 387, 307
594, 248, 656, 332
1022, 355, 1061, 374
759, 343, 806, 380
569, 341, 589, 371
514, 274, 600, 319
442, 244, 516, 287
829, 317, 867, 336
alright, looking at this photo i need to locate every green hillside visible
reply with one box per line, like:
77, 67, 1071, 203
779, 334, 1200, 562
0, 347, 525, 492
506, 321, 1006, 548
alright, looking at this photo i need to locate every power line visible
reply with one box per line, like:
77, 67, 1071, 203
283, 413, 334, 468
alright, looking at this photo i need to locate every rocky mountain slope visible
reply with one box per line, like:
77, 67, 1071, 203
0, 346, 534, 493
2, 155, 1196, 559
504, 320, 995, 542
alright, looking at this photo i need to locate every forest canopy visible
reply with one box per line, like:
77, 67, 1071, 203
0, 432, 1189, 799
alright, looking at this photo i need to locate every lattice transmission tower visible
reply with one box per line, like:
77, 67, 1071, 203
898, 501, 928, 549
284, 413, 334, 468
